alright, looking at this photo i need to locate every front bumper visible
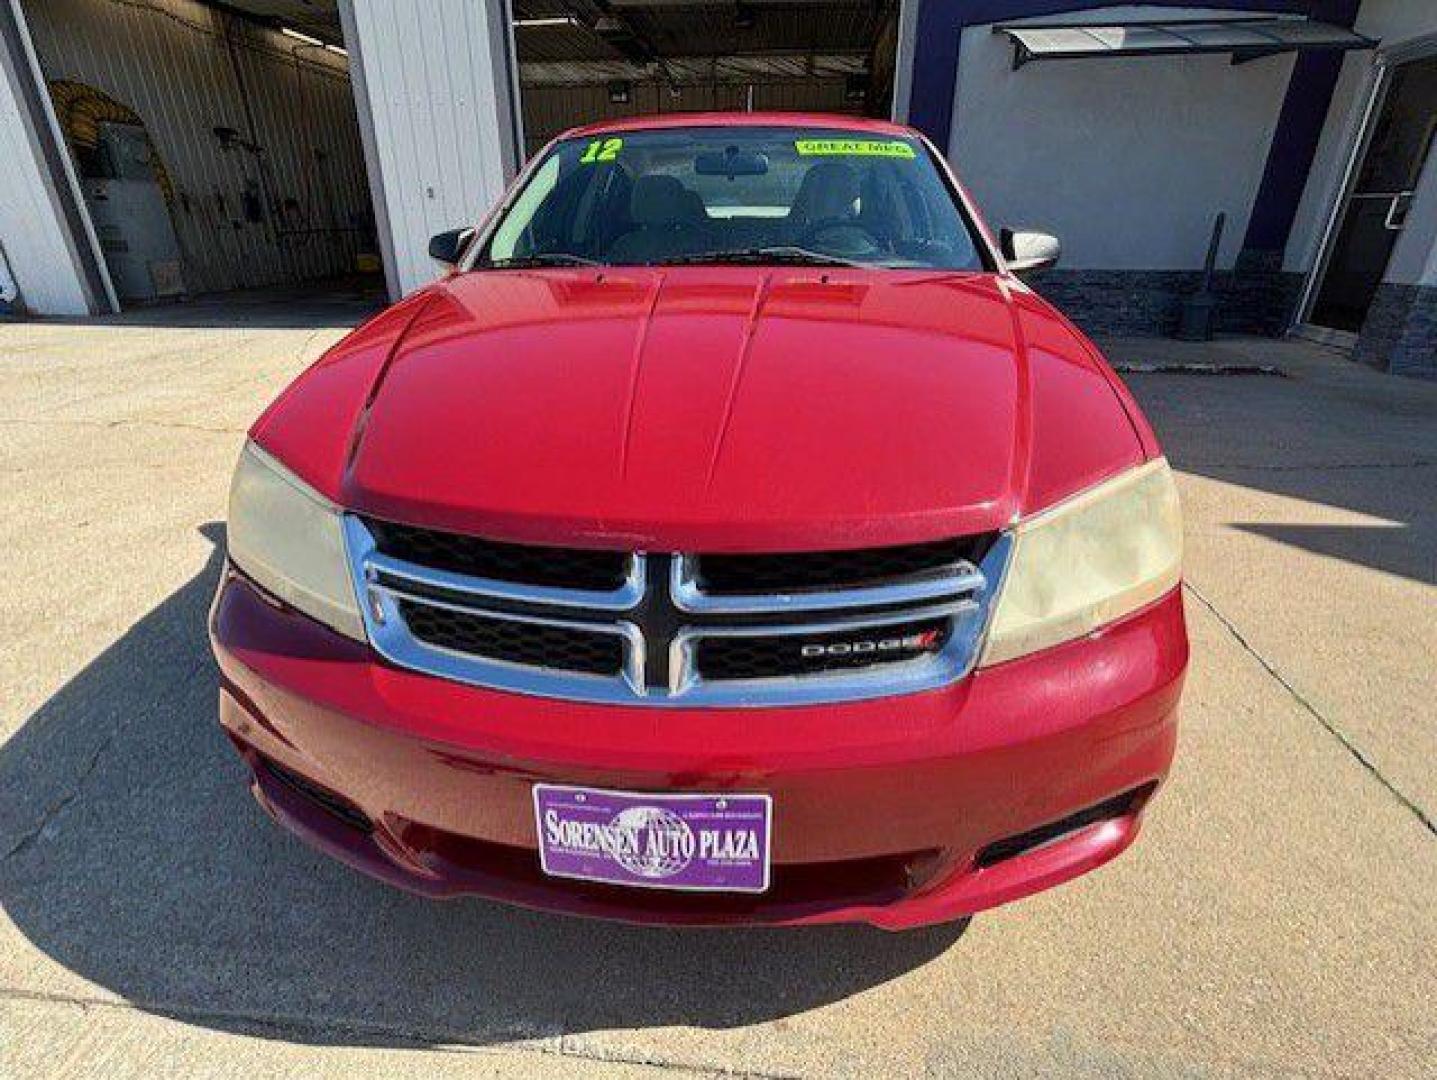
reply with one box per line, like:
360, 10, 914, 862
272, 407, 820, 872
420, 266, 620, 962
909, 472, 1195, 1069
210, 568, 1186, 930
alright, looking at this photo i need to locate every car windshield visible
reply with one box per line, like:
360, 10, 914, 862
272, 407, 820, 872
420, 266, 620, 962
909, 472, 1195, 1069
474, 125, 988, 271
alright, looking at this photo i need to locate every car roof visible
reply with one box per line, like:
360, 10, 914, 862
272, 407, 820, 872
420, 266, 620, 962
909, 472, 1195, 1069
560, 111, 918, 141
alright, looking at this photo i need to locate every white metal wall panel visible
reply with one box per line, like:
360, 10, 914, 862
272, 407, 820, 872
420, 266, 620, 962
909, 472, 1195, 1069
0, 1, 94, 314
22, 0, 372, 295
343, 0, 516, 296
891, 0, 919, 122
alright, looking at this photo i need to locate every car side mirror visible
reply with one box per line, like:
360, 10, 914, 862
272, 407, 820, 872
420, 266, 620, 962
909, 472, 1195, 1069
1000, 228, 1060, 274
428, 227, 475, 267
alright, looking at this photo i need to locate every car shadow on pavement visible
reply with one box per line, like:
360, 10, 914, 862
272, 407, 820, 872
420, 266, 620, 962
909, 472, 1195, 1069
1121, 369, 1437, 586
0, 524, 964, 1046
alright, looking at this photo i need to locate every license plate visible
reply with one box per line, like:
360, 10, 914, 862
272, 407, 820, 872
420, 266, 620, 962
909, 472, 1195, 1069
533, 784, 772, 893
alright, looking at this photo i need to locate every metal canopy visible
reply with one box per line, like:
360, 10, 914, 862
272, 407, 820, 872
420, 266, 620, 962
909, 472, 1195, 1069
995, 17, 1375, 70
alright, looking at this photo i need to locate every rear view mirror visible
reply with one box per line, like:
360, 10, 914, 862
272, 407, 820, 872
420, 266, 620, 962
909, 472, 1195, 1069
428, 227, 475, 267
695, 148, 770, 177
1000, 228, 1060, 273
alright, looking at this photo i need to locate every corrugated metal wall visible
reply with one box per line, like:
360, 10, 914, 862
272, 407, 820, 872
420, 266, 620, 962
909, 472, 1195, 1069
341, 0, 518, 298
520, 78, 859, 156
22, 0, 373, 296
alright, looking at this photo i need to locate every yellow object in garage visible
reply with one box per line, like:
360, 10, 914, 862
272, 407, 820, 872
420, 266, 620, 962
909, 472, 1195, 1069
48, 80, 176, 205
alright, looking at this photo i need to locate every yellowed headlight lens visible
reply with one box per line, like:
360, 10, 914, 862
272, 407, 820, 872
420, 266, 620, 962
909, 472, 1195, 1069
227, 441, 365, 640
980, 459, 1182, 667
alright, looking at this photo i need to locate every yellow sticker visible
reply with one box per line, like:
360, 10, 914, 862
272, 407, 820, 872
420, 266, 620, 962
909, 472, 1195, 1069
794, 139, 916, 159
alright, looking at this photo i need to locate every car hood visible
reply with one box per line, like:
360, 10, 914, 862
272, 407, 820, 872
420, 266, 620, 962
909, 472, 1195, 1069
255, 267, 1147, 551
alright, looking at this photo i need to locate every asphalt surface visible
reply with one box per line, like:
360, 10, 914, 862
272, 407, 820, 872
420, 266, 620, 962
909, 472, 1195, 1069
1, 291, 1433, 1078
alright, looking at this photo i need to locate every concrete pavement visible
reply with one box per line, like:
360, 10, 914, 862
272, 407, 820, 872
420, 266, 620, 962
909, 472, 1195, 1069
1, 296, 1433, 1077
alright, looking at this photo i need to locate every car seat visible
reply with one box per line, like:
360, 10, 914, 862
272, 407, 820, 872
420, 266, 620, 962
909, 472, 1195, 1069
789, 162, 861, 229
608, 175, 710, 262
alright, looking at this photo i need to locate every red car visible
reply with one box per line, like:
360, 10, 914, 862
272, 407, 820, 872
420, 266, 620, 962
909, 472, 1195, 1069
211, 114, 1186, 930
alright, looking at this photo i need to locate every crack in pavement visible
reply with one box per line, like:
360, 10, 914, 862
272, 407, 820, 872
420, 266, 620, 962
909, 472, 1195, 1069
1183, 581, 1435, 838
0, 417, 245, 435
0, 653, 213, 863
0, 986, 798, 1079
1176, 459, 1436, 473
0, 756, 100, 864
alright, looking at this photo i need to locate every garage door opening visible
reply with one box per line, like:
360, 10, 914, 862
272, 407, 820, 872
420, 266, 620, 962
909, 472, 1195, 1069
512, 0, 904, 157
21, 0, 383, 314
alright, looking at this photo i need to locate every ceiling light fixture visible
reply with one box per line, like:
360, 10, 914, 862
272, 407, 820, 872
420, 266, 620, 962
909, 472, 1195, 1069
513, 16, 581, 29
280, 26, 324, 47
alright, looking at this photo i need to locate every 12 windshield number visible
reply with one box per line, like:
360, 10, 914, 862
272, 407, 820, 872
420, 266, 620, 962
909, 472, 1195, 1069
579, 137, 623, 164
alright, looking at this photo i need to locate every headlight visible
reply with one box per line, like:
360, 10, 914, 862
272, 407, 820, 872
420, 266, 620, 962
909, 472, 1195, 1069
980, 459, 1181, 667
227, 441, 365, 640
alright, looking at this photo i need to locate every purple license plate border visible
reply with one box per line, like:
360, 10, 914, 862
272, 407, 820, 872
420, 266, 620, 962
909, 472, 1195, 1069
532, 784, 773, 894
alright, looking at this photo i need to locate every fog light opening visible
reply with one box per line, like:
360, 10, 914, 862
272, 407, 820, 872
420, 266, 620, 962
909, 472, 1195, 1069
974, 783, 1157, 870
259, 756, 373, 834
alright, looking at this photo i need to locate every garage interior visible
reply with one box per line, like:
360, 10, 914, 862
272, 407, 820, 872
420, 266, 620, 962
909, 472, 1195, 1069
12, 0, 903, 314
20, 0, 381, 310
512, 0, 902, 156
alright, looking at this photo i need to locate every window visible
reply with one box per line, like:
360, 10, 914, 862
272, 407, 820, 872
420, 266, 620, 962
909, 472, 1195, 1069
474, 126, 988, 271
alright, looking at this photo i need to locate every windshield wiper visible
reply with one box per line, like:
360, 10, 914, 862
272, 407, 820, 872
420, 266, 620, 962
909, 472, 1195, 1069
487, 252, 601, 268
655, 247, 866, 268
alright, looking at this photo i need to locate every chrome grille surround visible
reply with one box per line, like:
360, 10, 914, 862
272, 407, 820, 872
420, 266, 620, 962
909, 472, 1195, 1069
345, 516, 1011, 708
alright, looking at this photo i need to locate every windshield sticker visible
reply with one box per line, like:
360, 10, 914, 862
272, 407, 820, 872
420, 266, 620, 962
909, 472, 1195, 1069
795, 139, 916, 159
579, 137, 623, 164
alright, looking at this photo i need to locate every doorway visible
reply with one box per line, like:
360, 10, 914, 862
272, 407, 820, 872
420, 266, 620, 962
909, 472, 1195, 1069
22, 0, 383, 313
1303, 55, 1437, 337
511, 1, 903, 159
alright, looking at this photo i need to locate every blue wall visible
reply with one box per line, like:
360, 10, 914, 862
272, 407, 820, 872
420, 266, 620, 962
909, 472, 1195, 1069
908, 0, 1362, 255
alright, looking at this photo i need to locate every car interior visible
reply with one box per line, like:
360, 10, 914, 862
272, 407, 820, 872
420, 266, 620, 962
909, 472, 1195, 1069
488, 141, 983, 268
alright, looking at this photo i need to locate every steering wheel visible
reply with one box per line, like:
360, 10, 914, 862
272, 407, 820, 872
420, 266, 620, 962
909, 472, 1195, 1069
795, 218, 884, 257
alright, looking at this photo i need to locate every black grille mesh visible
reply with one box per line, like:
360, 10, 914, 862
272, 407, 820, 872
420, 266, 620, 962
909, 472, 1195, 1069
399, 602, 623, 676
695, 617, 950, 681
696, 537, 989, 595
367, 518, 628, 591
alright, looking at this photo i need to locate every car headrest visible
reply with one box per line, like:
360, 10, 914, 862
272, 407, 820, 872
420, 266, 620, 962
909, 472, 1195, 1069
792, 162, 860, 223
630, 174, 704, 226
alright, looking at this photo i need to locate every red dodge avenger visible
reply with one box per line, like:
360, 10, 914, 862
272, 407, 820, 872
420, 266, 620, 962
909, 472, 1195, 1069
210, 114, 1186, 930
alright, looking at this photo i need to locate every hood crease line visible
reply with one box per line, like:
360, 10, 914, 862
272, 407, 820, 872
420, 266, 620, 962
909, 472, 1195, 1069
340, 291, 439, 486
705, 271, 774, 489
619, 271, 667, 481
